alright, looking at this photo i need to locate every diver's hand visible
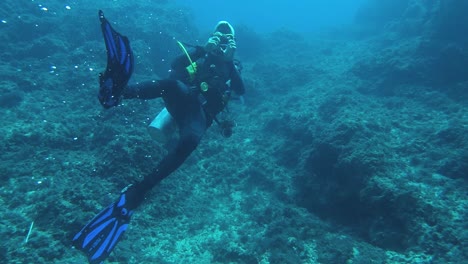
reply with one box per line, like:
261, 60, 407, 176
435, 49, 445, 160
205, 35, 220, 53
223, 38, 236, 61
228, 38, 236, 50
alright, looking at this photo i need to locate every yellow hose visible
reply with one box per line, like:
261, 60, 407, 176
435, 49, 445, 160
177, 41, 197, 79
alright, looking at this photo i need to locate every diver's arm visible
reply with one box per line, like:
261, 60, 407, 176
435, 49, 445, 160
230, 65, 245, 95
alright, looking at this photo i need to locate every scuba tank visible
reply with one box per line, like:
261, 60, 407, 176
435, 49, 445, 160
147, 107, 177, 143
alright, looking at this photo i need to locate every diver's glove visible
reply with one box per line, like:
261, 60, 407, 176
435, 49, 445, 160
205, 35, 220, 54
223, 38, 236, 61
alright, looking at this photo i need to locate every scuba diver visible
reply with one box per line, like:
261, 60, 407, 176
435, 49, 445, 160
72, 10, 245, 264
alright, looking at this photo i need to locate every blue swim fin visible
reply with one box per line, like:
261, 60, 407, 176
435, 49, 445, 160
98, 10, 134, 109
72, 193, 133, 264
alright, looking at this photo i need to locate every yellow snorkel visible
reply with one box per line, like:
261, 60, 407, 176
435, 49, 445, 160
177, 41, 197, 81
177, 40, 209, 92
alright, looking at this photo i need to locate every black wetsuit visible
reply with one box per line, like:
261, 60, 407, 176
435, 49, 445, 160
123, 46, 244, 208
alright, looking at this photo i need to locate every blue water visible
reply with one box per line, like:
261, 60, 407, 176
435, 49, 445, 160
0, 1, 467, 263
175, 0, 365, 33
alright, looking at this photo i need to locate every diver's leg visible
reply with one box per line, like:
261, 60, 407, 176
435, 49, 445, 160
142, 106, 207, 188
124, 103, 208, 208
123, 79, 179, 100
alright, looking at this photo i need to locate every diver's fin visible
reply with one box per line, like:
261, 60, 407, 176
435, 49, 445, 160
98, 10, 134, 109
72, 193, 133, 264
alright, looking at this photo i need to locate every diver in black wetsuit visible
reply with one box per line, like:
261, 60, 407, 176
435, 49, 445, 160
72, 14, 244, 264
122, 21, 245, 207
